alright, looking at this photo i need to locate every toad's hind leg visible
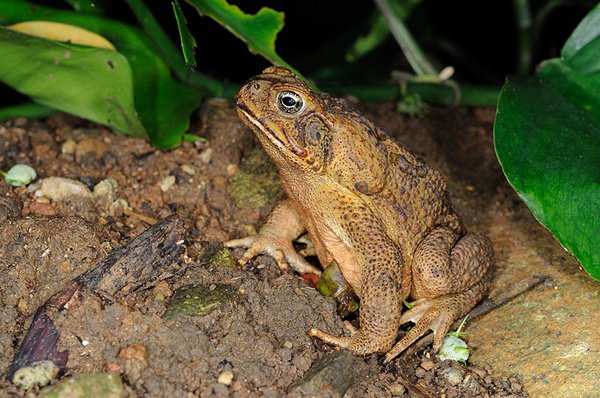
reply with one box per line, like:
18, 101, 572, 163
384, 228, 494, 363
308, 197, 409, 356
309, 268, 405, 354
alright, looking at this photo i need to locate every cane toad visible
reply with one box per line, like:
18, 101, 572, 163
226, 67, 494, 363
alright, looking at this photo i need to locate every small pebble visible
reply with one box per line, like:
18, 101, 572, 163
441, 367, 464, 386
420, 357, 436, 371
510, 377, 523, 392
212, 175, 228, 189
160, 175, 176, 192
181, 164, 196, 175
470, 366, 487, 379
278, 347, 292, 362
226, 163, 239, 176
387, 382, 406, 396
414, 367, 427, 379
199, 148, 213, 164
61, 139, 77, 155
218, 370, 234, 386
75, 137, 107, 162
461, 374, 481, 395
34, 177, 92, 201
93, 178, 118, 199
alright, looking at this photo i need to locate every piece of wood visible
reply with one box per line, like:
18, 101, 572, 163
7, 215, 185, 381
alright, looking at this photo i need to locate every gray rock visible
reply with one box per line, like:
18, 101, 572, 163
39, 372, 123, 397
12, 361, 59, 389
441, 367, 464, 386
163, 283, 238, 318
288, 350, 358, 397
461, 374, 482, 395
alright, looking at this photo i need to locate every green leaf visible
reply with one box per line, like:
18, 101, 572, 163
494, 4, 600, 280
0, 102, 55, 119
346, 0, 421, 63
0, 0, 203, 148
0, 27, 146, 138
182, 0, 308, 82
172, 0, 197, 67
345, 12, 390, 63
125, 0, 223, 96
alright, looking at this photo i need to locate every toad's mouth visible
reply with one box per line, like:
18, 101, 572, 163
237, 103, 307, 158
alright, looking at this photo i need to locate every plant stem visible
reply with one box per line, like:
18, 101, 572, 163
373, 0, 436, 76
512, 0, 533, 74
320, 82, 499, 106
125, 0, 224, 96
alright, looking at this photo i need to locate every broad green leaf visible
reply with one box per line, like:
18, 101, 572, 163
494, 4, 600, 280
0, 27, 146, 138
172, 0, 197, 67
0, 0, 203, 148
183, 0, 305, 80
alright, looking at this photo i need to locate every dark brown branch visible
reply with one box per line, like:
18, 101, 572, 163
7, 215, 186, 381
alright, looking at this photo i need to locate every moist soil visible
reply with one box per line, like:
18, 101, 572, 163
0, 99, 531, 397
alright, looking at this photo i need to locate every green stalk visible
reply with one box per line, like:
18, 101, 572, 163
320, 82, 499, 106
125, 0, 224, 96
373, 0, 436, 76
512, 0, 533, 74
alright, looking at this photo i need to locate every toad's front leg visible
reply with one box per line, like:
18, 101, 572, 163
309, 205, 410, 355
225, 199, 321, 275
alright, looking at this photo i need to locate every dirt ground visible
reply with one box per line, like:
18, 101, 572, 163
0, 99, 534, 397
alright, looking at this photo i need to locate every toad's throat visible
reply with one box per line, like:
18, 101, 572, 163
237, 103, 307, 158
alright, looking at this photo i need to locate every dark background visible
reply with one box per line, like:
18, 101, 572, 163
0, 0, 595, 107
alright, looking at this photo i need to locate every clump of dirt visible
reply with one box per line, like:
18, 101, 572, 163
0, 99, 527, 397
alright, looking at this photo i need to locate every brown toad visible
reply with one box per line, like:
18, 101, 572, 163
226, 67, 494, 362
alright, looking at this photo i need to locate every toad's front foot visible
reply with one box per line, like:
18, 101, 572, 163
225, 235, 321, 275
308, 327, 390, 356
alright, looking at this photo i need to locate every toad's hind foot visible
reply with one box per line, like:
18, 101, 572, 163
384, 278, 489, 363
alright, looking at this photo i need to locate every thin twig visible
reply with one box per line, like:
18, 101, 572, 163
399, 274, 551, 360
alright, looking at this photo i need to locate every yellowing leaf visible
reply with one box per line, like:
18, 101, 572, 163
7, 21, 116, 51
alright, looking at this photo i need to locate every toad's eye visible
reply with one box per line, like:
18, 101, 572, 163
277, 90, 304, 114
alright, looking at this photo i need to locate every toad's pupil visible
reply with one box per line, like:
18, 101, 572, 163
282, 96, 296, 107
